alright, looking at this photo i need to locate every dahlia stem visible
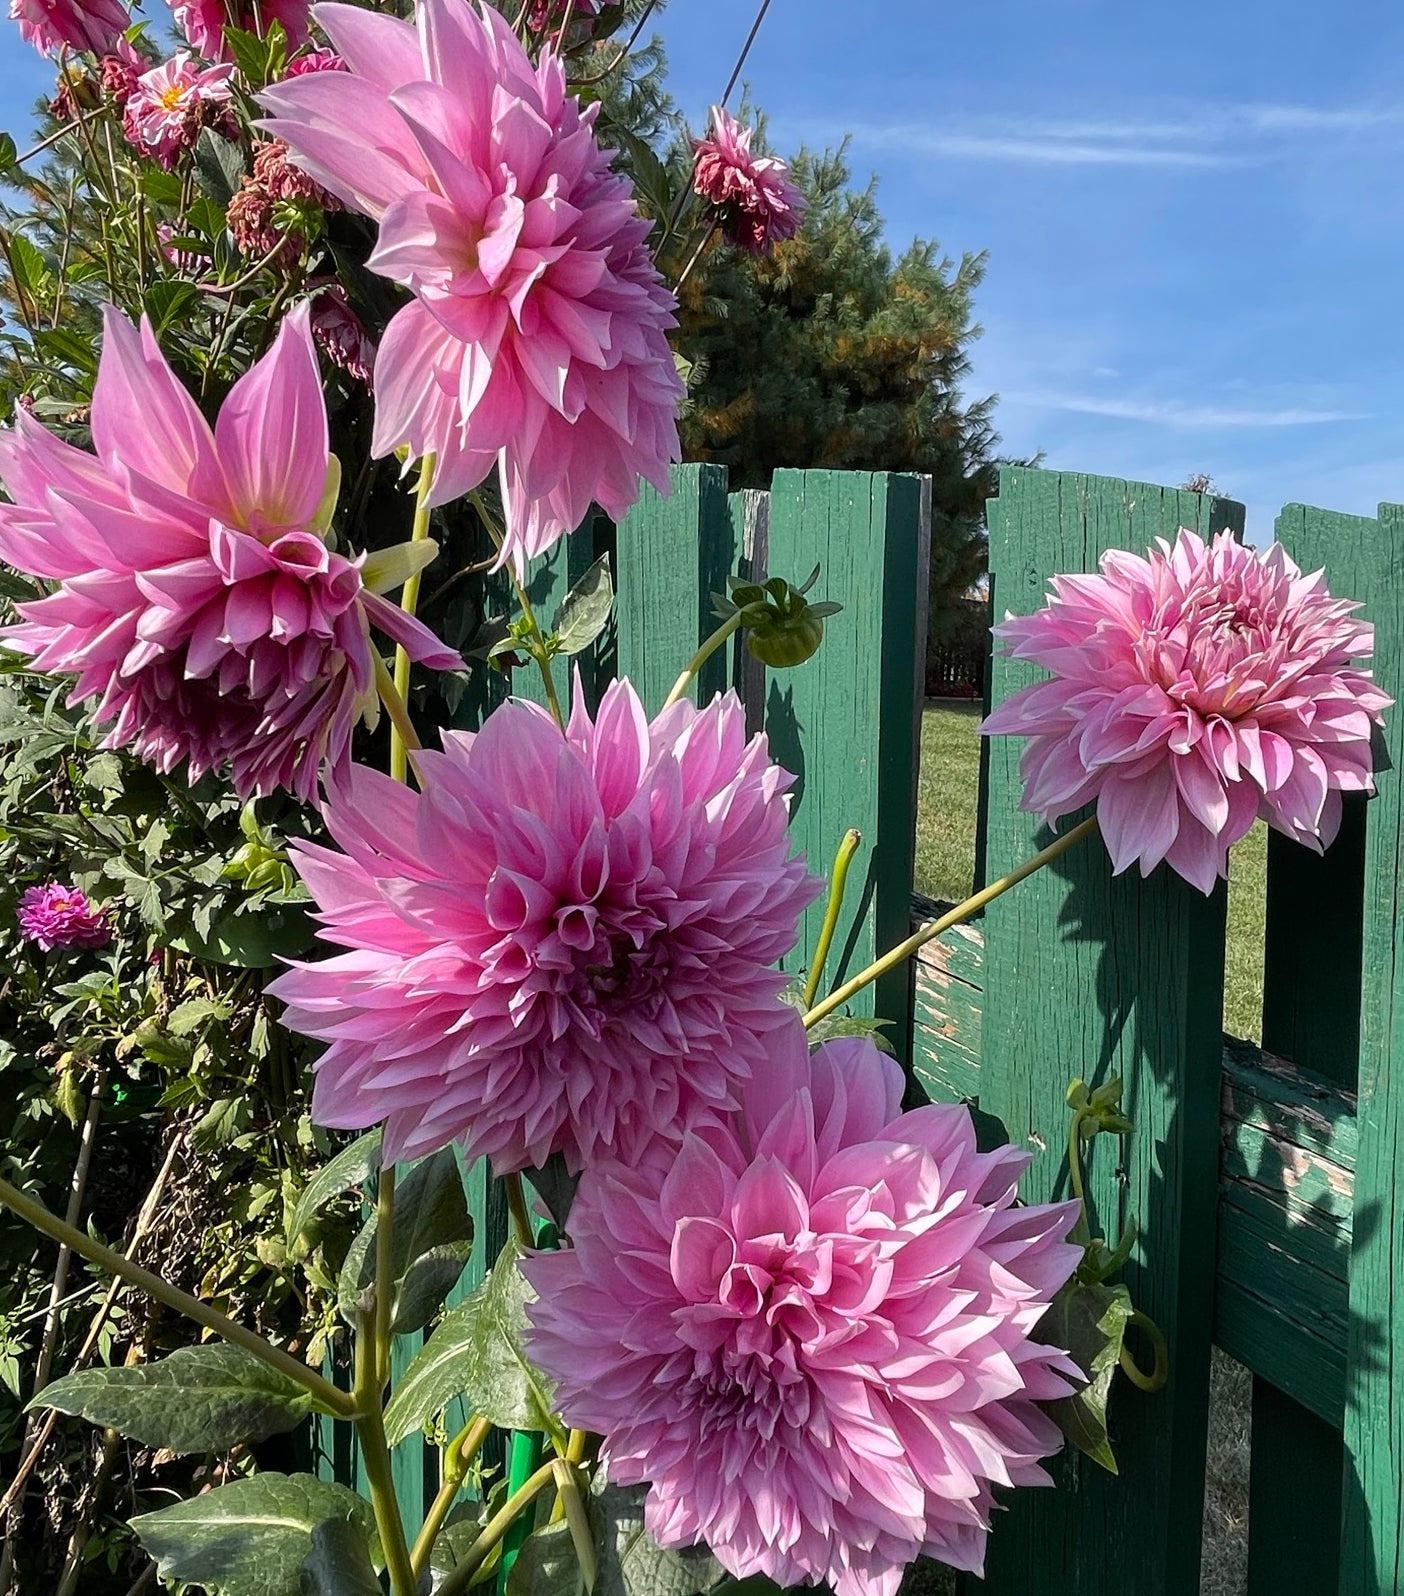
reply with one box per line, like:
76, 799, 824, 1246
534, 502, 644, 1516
437, 1459, 560, 1596
0, 1177, 355, 1418
504, 1171, 535, 1250
374, 653, 424, 773
661, 610, 743, 709
411, 1416, 491, 1577
672, 219, 719, 296
802, 814, 1101, 1029
373, 1165, 396, 1391
802, 829, 862, 1010
352, 1301, 418, 1596
390, 454, 437, 784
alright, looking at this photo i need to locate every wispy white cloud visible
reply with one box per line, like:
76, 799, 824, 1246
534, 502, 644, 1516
1004, 392, 1368, 428
840, 123, 1243, 167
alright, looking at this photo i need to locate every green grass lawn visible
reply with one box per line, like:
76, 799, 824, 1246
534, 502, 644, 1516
915, 702, 1267, 1041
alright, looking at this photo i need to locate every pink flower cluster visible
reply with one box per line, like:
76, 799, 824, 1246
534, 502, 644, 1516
272, 681, 820, 1169
0, 306, 458, 803
10, 0, 126, 58
260, 0, 683, 571
526, 1018, 1082, 1593
692, 106, 807, 254
17, 882, 111, 951
982, 528, 1390, 892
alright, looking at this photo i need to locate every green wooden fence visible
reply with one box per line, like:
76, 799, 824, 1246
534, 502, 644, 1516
319, 461, 1401, 1595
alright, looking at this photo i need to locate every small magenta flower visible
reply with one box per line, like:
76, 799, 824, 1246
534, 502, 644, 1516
692, 106, 807, 254
524, 0, 598, 31
259, 0, 684, 572
281, 45, 343, 75
310, 282, 375, 388
981, 528, 1390, 893
525, 1018, 1082, 1593
18, 883, 111, 951
0, 305, 459, 803
270, 680, 821, 1170
170, 0, 309, 62
122, 52, 234, 170
9, 0, 127, 57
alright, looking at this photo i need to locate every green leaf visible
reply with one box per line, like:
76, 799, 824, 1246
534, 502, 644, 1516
8, 234, 52, 308
589, 1473, 721, 1596
508, 1520, 584, 1596
31, 1345, 314, 1454
361, 537, 441, 595
168, 995, 233, 1036
0, 133, 17, 170
288, 1128, 383, 1244
384, 1236, 558, 1446
223, 23, 273, 86
167, 900, 314, 967
194, 129, 247, 205
551, 554, 613, 656
299, 1517, 381, 1596
131, 1472, 380, 1596
337, 1146, 473, 1333
1042, 1278, 1134, 1474
31, 326, 97, 378
143, 278, 203, 336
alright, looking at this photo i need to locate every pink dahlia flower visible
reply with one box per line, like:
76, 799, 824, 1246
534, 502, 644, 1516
281, 45, 343, 75
525, 0, 599, 32
259, 0, 684, 571
170, 0, 309, 62
310, 282, 376, 388
692, 106, 807, 254
122, 52, 234, 169
270, 680, 821, 1170
17, 882, 111, 951
525, 1018, 1082, 1592
981, 528, 1390, 893
0, 305, 459, 804
9, 0, 126, 57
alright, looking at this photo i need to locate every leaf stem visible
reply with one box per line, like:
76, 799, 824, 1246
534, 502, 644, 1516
661, 610, 743, 709
802, 814, 1101, 1029
469, 490, 566, 729
802, 829, 862, 1009
374, 1165, 396, 1390
373, 652, 424, 775
411, 1415, 492, 1577
353, 1302, 418, 1596
504, 1171, 535, 1250
1118, 1309, 1170, 1393
391, 455, 436, 784
0, 1176, 355, 1418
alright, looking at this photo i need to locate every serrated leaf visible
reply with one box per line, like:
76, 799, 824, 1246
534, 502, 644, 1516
144, 278, 203, 336
132, 1472, 379, 1596
589, 1474, 720, 1596
384, 1237, 558, 1446
1042, 1278, 1133, 1474
194, 129, 246, 205
337, 1146, 473, 1333
224, 23, 274, 86
552, 554, 613, 656
168, 995, 232, 1036
776, 985, 894, 1055
289, 1128, 383, 1244
299, 1517, 381, 1596
509, 1519, 584, 1596
31, 1345, 314, 1454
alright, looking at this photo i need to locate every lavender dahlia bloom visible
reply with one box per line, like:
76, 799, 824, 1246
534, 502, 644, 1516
0, 305, 459, 803
17, 883, 111, 951
271, 680, 821, 1170
259, 0, 684, 571
525, 1018, 1082, 1593
692, 106, 807, 254
981, 528, 1390, 893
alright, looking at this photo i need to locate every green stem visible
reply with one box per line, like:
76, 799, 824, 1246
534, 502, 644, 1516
802, 828, 862, 1009
438, 1459, 559, 1596
0, 1177, 354, 1418
353, 1305, 417, 1596
1067, 1109, 1087, 1208
391, 455, 436, 785
1118, 1309, 1170, 1393
374, 1166, 396, 1391
802, 814, 1101, 1029
411, 1415, 491, 1577
661, 610, 743, 710
504, 1172, 534, 1250
501, 1430, 543, 1588
469, 491, 566, 729
373, 652, 424, 775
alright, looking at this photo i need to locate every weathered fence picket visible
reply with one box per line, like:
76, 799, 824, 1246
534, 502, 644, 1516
320, 460, 1404, 1596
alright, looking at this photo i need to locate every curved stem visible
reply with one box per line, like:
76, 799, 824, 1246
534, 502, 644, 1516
353, 1305, 417, 1596
391, 455, 436, 784
661, 610, 743, 709
1067, 1108, 1087, 1207
411, 1416, 492, 1577
1118, 1309, 1170, 1393
0, 1176, 355, 1418
802, 829, 862, 1010
438, 1459, 560, 1596
803, 814, 1101, 1030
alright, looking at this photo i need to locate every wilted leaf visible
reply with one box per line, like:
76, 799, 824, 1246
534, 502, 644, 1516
32, 1345, 315, 1454
385, 1237, 558, 1445
132, 1472, 379, 1596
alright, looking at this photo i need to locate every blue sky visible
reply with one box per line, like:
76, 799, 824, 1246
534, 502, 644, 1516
2, 0, 1403, 535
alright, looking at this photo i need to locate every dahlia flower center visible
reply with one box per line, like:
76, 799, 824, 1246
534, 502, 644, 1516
159, 84, 190, 112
